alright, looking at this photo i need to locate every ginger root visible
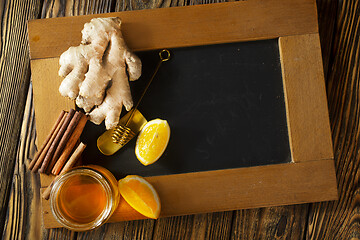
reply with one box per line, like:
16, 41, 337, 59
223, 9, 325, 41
58, 17, 141, 129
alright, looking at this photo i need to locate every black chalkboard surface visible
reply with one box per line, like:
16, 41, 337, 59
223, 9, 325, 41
81, 39, 291, 179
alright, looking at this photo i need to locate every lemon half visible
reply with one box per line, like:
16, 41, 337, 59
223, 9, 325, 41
135, 119, 170, 166
118, 175, 161, 219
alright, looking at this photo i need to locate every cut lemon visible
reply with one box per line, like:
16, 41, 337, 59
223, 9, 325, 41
118, 175, 161, 219
135, 119, 170, 166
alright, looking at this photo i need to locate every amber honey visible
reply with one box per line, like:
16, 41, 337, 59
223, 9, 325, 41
56, 175, 107, 223
50, 165, 120, 231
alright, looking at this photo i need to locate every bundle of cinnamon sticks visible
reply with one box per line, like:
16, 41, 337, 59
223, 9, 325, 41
29, 109, 88, 175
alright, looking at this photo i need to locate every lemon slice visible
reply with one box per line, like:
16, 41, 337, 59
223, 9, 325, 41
135, 119, 170, 166
118, 175, 161, 219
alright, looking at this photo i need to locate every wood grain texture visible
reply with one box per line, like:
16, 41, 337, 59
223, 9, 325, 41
0, 0, 41, 237
115, 0, 181, 11
153, 215, 195, 239
190, 212, 233, 239
28, 0, 319, 60
41, 0, 113, 18
231, 205, 308, 239
31, 58, 75, 146
41, 159, 337, 229
316, 0, 338, 80
279, 33, 333, 163
2, 85, 42, 240
77, 219, 155, 239
306, 0, 360, 239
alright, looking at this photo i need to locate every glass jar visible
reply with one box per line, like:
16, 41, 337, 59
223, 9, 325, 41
50, 165, 120, 231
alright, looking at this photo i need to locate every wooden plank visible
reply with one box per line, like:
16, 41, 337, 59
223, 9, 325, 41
0, 0, 42, 237
2, 85, 42, 239
279, 33, 333, 162
146, 212, 232, 239
152, 215, 195, 239
146, 160, 337, 216
114, 0, 184, 11
41, 0, 113, 18
231, 205, 308, 239
189, 212, 233, 239
30, 58, 74, 146
306, 0, 360, 239
41, 159, 337, 228
316, 0, 338, 80
28, 0, 319, 60
76, 219, 155, 239
40, 173, 56, 188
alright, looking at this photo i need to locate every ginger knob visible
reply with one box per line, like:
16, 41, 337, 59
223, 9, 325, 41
58, 17, 142, 130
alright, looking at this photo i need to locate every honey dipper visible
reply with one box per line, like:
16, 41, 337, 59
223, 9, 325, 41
97, 49, 171, 155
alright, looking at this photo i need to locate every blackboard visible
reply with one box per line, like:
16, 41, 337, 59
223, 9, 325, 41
30, 2, 337, 227
81, 39, 291, 179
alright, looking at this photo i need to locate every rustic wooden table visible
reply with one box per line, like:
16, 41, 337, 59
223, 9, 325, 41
0, 0, 357, 239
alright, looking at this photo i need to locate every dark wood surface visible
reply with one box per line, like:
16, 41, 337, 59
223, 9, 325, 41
0, 0, 358, 239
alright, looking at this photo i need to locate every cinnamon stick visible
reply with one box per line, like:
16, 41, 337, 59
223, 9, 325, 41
46, 111, 83, 173
29, 111, 65, 170
39, 109, 75, 173
42, 142, 87, 200
32, 113, 67, 173
52, 114, 88, 175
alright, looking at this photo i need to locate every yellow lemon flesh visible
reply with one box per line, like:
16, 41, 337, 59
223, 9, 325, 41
135, 119, 170, 166
118, 175, 161, 219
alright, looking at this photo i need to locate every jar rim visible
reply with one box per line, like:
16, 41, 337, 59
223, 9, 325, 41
50, 167, 114, 231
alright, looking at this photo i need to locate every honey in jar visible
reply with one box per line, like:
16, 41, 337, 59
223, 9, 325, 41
50, 165, 120, 231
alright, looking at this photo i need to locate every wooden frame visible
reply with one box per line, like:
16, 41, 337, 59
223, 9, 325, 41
28, 0, 338, 229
